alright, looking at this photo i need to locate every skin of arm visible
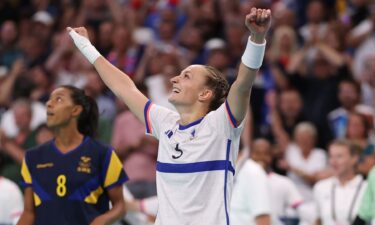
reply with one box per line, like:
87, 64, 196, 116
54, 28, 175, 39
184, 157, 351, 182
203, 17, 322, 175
286, 49, 307, 75
90, 185, 126, 225
226, 8, 272, 124
0, 59, 24, 106
2, 140, 25, 163
16, 188, 35, 225
255, 214, 271, 225
316, 43, 344, 67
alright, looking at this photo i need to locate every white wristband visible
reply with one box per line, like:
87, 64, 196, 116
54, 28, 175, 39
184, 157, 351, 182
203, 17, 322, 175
68, 30, 101, 64
241, 36, 266, 69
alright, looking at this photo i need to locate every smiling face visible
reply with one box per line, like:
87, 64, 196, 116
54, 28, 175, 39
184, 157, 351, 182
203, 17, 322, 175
168, 65, 212, 108
329, 143, 357, 177
46, 87, 82, 130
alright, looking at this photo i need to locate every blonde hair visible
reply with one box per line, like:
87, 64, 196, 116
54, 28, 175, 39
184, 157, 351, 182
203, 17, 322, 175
294, 122, 317, 138
270, 26, 298, 60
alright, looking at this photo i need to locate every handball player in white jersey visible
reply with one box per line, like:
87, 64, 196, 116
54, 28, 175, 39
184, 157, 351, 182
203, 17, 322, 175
67, 7, 271, 225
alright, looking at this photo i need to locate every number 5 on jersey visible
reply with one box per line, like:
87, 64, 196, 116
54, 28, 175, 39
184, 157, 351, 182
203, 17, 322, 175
172, 143, 183, 159
56, 174, 67, 197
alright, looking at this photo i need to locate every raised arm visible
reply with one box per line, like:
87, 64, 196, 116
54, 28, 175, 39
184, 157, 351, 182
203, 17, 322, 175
67, 27, 148, 123
226, 8, 271, 123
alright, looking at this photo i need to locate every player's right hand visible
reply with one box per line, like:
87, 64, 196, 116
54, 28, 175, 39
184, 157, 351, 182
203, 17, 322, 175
66, 27, 92, 51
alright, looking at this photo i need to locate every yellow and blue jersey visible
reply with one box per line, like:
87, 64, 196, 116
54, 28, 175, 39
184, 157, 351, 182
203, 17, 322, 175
20, 136, 128, 225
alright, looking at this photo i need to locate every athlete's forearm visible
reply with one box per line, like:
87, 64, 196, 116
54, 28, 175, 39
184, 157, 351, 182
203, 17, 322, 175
93, 57, 148, 122
90, 201, 125, 225
17, 188, 35, 225
233, 33, 265, 92
16, 211, 35, 225
226, 8, 270, 123
68, 27, 148, 122
90, 185, 126, 225
255, 214, 271, 225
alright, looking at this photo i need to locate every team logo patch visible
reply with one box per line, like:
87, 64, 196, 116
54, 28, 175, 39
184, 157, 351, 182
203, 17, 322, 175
36, 163, 54, 169
77, 156, 91, 174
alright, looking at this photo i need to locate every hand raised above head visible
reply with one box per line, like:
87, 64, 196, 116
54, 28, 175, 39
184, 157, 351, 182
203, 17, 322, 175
66, 27, 90, 41
66, 26, 101, 64
245, 8, 272, 42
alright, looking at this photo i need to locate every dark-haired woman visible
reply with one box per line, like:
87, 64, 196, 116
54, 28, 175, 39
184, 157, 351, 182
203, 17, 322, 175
17, 86, 128, 225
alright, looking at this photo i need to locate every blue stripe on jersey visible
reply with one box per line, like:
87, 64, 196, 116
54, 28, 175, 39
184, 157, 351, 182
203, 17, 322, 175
178, 117, 204, 130
20, 181, 32, 187
101, 149, 112, 184
32, 179, 51, 201
156, 160, 235, 175
106, 176, 128, 190
225, 100, 237, 128
68, 176, 101, 200
144, 100, 152, 134
224, 139, 231, 225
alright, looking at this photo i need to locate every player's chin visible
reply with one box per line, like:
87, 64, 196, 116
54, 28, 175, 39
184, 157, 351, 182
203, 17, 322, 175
168, 94, 177, 104
46, 119, 56, 129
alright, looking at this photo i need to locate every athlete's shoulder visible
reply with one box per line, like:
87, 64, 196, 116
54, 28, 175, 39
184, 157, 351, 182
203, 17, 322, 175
26, 140, 54, 156
83, 137, 112, 154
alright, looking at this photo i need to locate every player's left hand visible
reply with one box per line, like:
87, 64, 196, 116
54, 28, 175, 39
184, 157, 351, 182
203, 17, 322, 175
245, 8, 271, 37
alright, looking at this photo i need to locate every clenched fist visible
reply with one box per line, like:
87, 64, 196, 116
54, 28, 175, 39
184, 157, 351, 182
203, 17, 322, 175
245, 8, 271, 43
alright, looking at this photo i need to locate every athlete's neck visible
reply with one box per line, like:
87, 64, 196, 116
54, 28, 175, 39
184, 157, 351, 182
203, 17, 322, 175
176, 105, 208, 126
53, 126, 84, 153
337, 170, 356, 186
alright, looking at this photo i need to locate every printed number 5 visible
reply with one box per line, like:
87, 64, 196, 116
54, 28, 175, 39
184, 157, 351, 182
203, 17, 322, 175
56, 174, 67, 197
172, 143, 183, 159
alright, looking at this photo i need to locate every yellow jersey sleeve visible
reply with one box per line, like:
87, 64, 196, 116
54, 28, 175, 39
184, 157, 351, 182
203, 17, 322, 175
103, 150, 128, 189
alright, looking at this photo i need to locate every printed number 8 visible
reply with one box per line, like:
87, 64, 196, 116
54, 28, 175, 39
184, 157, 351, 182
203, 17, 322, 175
56, 175, 67, 197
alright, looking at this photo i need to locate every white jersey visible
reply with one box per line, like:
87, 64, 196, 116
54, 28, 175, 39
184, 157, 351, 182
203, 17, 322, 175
230, 159, 271, 225
144, 100, 244, 225
268, 173, 303, 225
0, 177, 23, 225
313, 175, 367, 225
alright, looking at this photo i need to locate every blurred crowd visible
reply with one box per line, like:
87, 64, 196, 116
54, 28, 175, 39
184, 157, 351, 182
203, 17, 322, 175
0, 0, 375, 225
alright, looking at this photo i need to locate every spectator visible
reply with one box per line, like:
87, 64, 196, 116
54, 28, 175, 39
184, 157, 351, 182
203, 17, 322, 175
268, 89, 306, 150
329, 79, 374, 139
231, 143, 271, 225
346, 112, 375, 155
111, 92, 158, 198
0, 20, 23, 70
284, 122, 328, 201
299, 0, 328, 44
250, 138, 303, 225
106, 25, 141, 78
0, 99, 38, 184
314, 139, 367, 225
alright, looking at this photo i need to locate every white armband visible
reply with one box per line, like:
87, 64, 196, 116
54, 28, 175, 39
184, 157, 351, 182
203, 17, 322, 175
68, 30, 101, 64
241, 36, 266, 69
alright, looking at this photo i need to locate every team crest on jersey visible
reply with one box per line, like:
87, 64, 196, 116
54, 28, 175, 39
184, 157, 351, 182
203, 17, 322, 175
77, 156, 91, 174
36, 162, 54, 169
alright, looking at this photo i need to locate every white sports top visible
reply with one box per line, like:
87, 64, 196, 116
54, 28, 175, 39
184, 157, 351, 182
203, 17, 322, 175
144, 100, 244, 225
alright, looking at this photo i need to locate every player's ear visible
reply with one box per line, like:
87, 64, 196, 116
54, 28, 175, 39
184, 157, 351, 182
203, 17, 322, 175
198, 88, 213, 102
72, 105, 83, 117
